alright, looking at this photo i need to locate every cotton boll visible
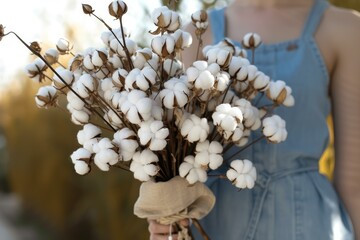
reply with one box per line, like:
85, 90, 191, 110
124, 39, 137, 56
56, 38, 71, 54
266, 80, 291, 105
113, 128, 138, 161
163, 59, 182, 77
92, 50, 108, 67
191, 10, 208, 24
126, 106, 142, 124
152, 7, 181, 32
138, 121, 169, 151
121, 90, 152, 124
107, 110, 123, 128
209, 154, 223, 170
180, 115, 209, 143
125, 68, 141, 90
77, 123, 102, 145
83, 138, 99, 153
101, 31, 112, 46
77, 74, 98, 98
262, 115, 288, 143
67, 89, 85, 111
24, 60, 46, 83
136, 67, 157, 91
101, 78, 116, 101
227, 159, 257, 189
71, 148, 92, 175
179, 155, 208, 184
151, 35, 176, 58
70, 148, 92, 164
93, 137, 114, 153
191, 10, 208, 32
108, 0, 128, 19
94, 156, 110, 171
236, 48, 247, 58
195, 140, 223, 170
112, 68, 128, 89
152, 6, 167, 25
130, 150, 159, 181
74, 161, 91, 175
71, 110, 90, 125
53, 68, 74, 90
214, 71, 230, 92
208, 48, 232, 68
108, 55, 123, 69
236, 129, 250, 147
195, 70, 215, 90
242, 33, 262, 49
179, 161, 193, 178
94, 148, 119, 170
160, 77, 189, 109
172, 29, 192, 50
83, 54, 95, 70
283, 86, 295, 107
111, 91, 128, 110
136, 98, 153, 115
228, 56, 250, 77
44, 48, 59, 65
252, 72, 270, 91
35, 86, 58, 108
186, 66, 200, 82
132, 48, 153, 69
133, 167, 152, 181
226, 169, 238, 181
151, 36, 165, 57
212, 104, 243, 133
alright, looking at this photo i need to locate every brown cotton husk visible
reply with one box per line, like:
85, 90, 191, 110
275, 88, 287, 104
134, 176, 215, 223
108, 1, 127, 19
70, 55, 84, 72
0, 24, 4, 42
36, 95, 56, 107
82, 4, 94, 15
30, 41, 42, 53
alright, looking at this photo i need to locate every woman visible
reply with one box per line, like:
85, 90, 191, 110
149, 0, 360, 239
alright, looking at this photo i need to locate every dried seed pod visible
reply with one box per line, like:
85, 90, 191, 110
82, 4, 94, 15
108, 0, 128, 19
0, 24, 4, 42
30, 41, 42, 53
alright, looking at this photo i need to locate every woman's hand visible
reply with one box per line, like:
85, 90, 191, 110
148, 219, 189, 240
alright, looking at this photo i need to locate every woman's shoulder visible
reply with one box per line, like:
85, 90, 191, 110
322, 5, 360, 41
317, 5, 360, 72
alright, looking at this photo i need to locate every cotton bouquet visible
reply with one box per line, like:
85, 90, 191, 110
0, 1, 294, 239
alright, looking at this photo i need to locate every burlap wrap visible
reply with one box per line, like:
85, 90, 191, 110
134, 176, 216, 239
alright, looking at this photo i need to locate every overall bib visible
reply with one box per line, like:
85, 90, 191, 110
193, 0, 355, 239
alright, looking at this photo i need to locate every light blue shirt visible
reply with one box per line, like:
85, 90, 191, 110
192, 0, 354, 239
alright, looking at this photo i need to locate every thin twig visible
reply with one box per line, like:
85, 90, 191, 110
8, 31, 116, 132
224, 135, 265, 161
192, 219, 211, 240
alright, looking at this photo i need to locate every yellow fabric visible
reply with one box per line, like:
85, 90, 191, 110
319, 116, 335, 180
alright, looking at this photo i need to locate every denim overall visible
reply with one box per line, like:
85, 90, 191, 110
192, 0, 355, 239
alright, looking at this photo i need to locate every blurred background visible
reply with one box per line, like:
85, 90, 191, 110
0, 0, 359, 239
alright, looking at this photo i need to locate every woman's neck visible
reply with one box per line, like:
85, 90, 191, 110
233, 0, 314, 8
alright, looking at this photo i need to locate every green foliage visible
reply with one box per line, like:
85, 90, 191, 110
330, 0, 360, 11
0, 78, 147, 239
